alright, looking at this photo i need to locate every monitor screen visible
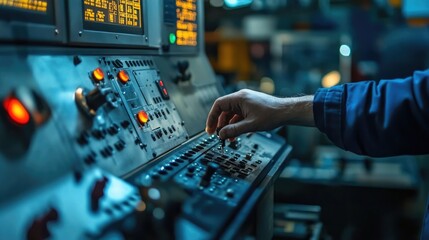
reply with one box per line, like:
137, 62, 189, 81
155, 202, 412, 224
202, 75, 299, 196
165, 0, 198, 47
0, 0, 54, 24
82, 0, 144, 35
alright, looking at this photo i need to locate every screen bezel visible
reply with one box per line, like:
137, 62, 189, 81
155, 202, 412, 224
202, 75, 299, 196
69, 0, 149, 47
0, 0, 66, 43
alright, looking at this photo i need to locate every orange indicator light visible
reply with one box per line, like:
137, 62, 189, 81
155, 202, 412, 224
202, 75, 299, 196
92, 68, 105, 82
3, 97, 30, 125
137, 111, 149, 125
118, 70, 130, 84
163, 88, 168, 96
159, 80, 164, 87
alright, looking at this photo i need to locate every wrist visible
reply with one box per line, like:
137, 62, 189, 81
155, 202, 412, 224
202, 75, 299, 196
279, 95, 315, 127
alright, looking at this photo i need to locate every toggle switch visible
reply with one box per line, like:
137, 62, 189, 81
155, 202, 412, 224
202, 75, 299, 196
199, 162, 220, 188
75, 87, 114, 117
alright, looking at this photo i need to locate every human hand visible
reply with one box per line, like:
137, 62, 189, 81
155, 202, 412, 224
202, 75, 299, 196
205, 89, 315, 140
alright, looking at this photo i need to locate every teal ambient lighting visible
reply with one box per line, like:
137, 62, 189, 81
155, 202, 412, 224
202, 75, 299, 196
224, 0, 253, 8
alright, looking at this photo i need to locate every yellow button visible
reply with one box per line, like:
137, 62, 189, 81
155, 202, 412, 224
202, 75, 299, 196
137, 111, 149, 125
118, 70, 129, 84
92, 67, 105, 82
3, 97, 30, 125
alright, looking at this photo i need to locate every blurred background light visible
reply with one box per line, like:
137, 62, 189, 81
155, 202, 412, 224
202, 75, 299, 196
339, 44, 351, 57
224, 0, 253, 8
322, 70, 341, 88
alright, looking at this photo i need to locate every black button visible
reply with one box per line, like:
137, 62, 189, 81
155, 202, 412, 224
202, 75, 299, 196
187, 166, 196, 173
151, 173, 161, 180
121, 120, 130, 128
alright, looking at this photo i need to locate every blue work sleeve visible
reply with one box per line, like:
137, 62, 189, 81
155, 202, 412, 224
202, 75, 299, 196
313, 70, 429, 157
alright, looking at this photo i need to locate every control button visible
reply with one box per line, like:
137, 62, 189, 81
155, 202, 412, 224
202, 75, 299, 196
199, 162, 220, 187
137, 110, 149, 126
226, 188, 235, 198
121, 120, 130, 128
90, 176, 109, 212
253, 144, 259, 149
151, 173, 161, 180
114, 140, 126, 151
187, 165, 196, 173
2, 87, 51, 130
117, 70, 130, 84
113, 59, 124, 68
156, 80, 170, 100
170, 161, 179, 167
185, 172, 194, 178
27, 207, 59, 240
245, 153, 253, 160
92, 129, 106, 139
3, 96, 30, 125
107, 124, 120, 135
84, 154, 96, 165
92, 67, 105, 82
229, 140, 241, 150
164, 165, 173, 171
77, 132, 90, 145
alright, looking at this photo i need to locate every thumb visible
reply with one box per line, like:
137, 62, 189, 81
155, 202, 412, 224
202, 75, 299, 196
219, 120, 253, 139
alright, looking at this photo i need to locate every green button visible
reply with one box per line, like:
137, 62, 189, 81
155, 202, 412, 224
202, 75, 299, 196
169, 33, 176, 44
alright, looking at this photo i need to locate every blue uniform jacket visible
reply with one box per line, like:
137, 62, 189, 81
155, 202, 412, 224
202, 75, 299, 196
313, 69, 429, 238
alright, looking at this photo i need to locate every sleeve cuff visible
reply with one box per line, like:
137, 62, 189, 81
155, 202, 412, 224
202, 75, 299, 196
313, 85, 345, 148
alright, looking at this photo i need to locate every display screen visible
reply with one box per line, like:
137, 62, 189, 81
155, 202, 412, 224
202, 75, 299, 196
0, 0, 54, 24
176, 0, 197, 46
0, 0, 48, 12
166, 0, 198, 47
83, 0, 143, 35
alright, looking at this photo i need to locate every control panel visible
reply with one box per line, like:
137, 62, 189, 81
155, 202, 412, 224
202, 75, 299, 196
132, 132, 289, 239
0, 0, 292, 239
28, 55, 188, 177
0, 168, 140, 239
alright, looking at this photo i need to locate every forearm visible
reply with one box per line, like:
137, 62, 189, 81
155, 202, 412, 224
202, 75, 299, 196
278, 95, 315, 127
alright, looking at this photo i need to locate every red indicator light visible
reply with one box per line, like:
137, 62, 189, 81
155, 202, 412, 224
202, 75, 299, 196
118, 70, 129, 84
92, 68, 105, 82
137, 111, 149, 125
159, 80, 164, 87
3, 97, 30, 125
163, 88, 168, 96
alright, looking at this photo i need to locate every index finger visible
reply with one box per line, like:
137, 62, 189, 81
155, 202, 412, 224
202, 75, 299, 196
205, 96, 233, 134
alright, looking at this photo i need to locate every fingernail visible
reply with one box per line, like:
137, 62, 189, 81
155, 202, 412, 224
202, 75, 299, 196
205, 127, 213, 135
